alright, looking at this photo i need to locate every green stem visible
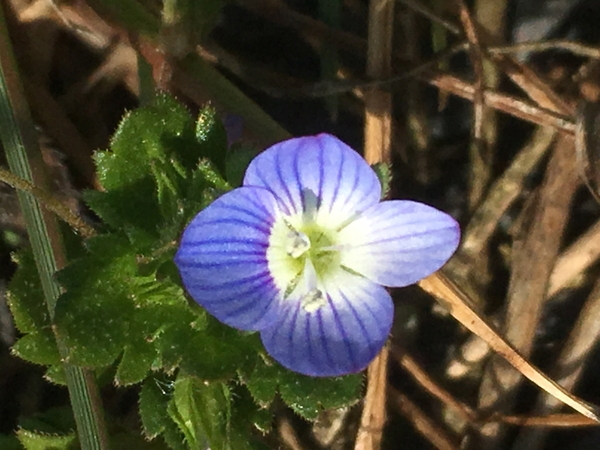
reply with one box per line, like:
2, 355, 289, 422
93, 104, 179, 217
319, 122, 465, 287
0, 166, 96, 238
0, 2, 109, 449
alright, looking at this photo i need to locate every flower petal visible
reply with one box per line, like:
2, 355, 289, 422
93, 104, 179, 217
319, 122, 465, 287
243, 134, 381, 228
175, 187, 283, 331
338, 200, 460, 287
260, 271, 392, 376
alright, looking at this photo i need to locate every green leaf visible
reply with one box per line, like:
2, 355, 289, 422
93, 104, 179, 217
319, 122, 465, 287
56, 234, 138, 290
16, 430, 76, 450
88, 93, 210, 248
195, 104, 228, 175
85, 94, 231, 251
18, 406, 78, 450
100, 93, 196, 190
116, 281, 191, 386
7, 250, 60, 369
54, 234, 137, 367
54, 225, 260, 383
168, 375, 232, 449
11, 331, 60, 366
230, 383, 273, 437
83, 178, 162, 243
182, 159, 230, 223
278, 371, 362, 419
243, 361, 278, 408
139, 377, 176, 440
7, 250, 50, 333
161, 426, 187, 450
55, 287, 129, 368
159, 313, 260, 381
44, 364, 67, 385
115, 342, 158, 386
246, 360, 363, 420
225, 143, 260, 187
371, 162, 392, 199
54, 233, 204, 376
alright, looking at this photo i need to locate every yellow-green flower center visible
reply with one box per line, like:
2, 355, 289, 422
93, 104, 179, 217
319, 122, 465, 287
267, 216, 341, 303
287, 221, 339, 275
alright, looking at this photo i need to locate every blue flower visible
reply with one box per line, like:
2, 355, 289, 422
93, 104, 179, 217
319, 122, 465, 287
175, 134, 460, 377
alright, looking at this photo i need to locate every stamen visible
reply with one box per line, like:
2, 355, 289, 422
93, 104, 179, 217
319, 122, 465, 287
301, 289, 326, 312
286, 230, 311, 258
296, 259, 327, 312
319, 243, 347, 253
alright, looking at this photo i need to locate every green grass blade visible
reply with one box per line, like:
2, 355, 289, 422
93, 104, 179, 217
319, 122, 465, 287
0, 4, 110, 450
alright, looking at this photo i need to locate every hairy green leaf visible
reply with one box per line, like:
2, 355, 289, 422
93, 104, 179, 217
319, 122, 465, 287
371, 162, 392, 199
86, 94, 231, 251
246, 360, 363, 420
230, 383, 273, 437
116, 281, 190, 385
7, 250, 61, 369
196, 104, 228, 175
18, 407, 77, 450
11, 331, 60, 366
160, 313, 260, 381
181, 159, 230, 225
100, 93, 196, 190
54, 235, 137, 367
83, 178, 162, 244
44, 364, 67, 385
16, 430, 76, 450
169, 375, 231, 449
139, 377, 176, 440
7, 250, 50, 333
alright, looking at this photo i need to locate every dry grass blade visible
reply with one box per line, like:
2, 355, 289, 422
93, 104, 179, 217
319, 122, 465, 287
457, 126, 557, 268
0, 166, 95, 238
355, 1, 394, 449
418, 272, 600, 422
401, 0, 573, 117
278, 415, 309, 450
473, 134, 579, 447
456, 1, 484, 122
498, 413, 599, 427
421, 72, 575, 133
491, 54, 574, 116
548, 219, 600, 297
362, 0, 394, 166
391, 345, 476, 423
357, 344, 389, 450
388, 386, 461, 450
512, 277, 600, 449
456, 0, 490, 210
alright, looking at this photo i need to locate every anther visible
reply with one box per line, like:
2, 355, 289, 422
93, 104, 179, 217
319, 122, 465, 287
286, 230, 311, 258
301, 288, 326, 312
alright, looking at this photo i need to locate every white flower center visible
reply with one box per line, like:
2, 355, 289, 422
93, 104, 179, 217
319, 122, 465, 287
267, 193, 343, 313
